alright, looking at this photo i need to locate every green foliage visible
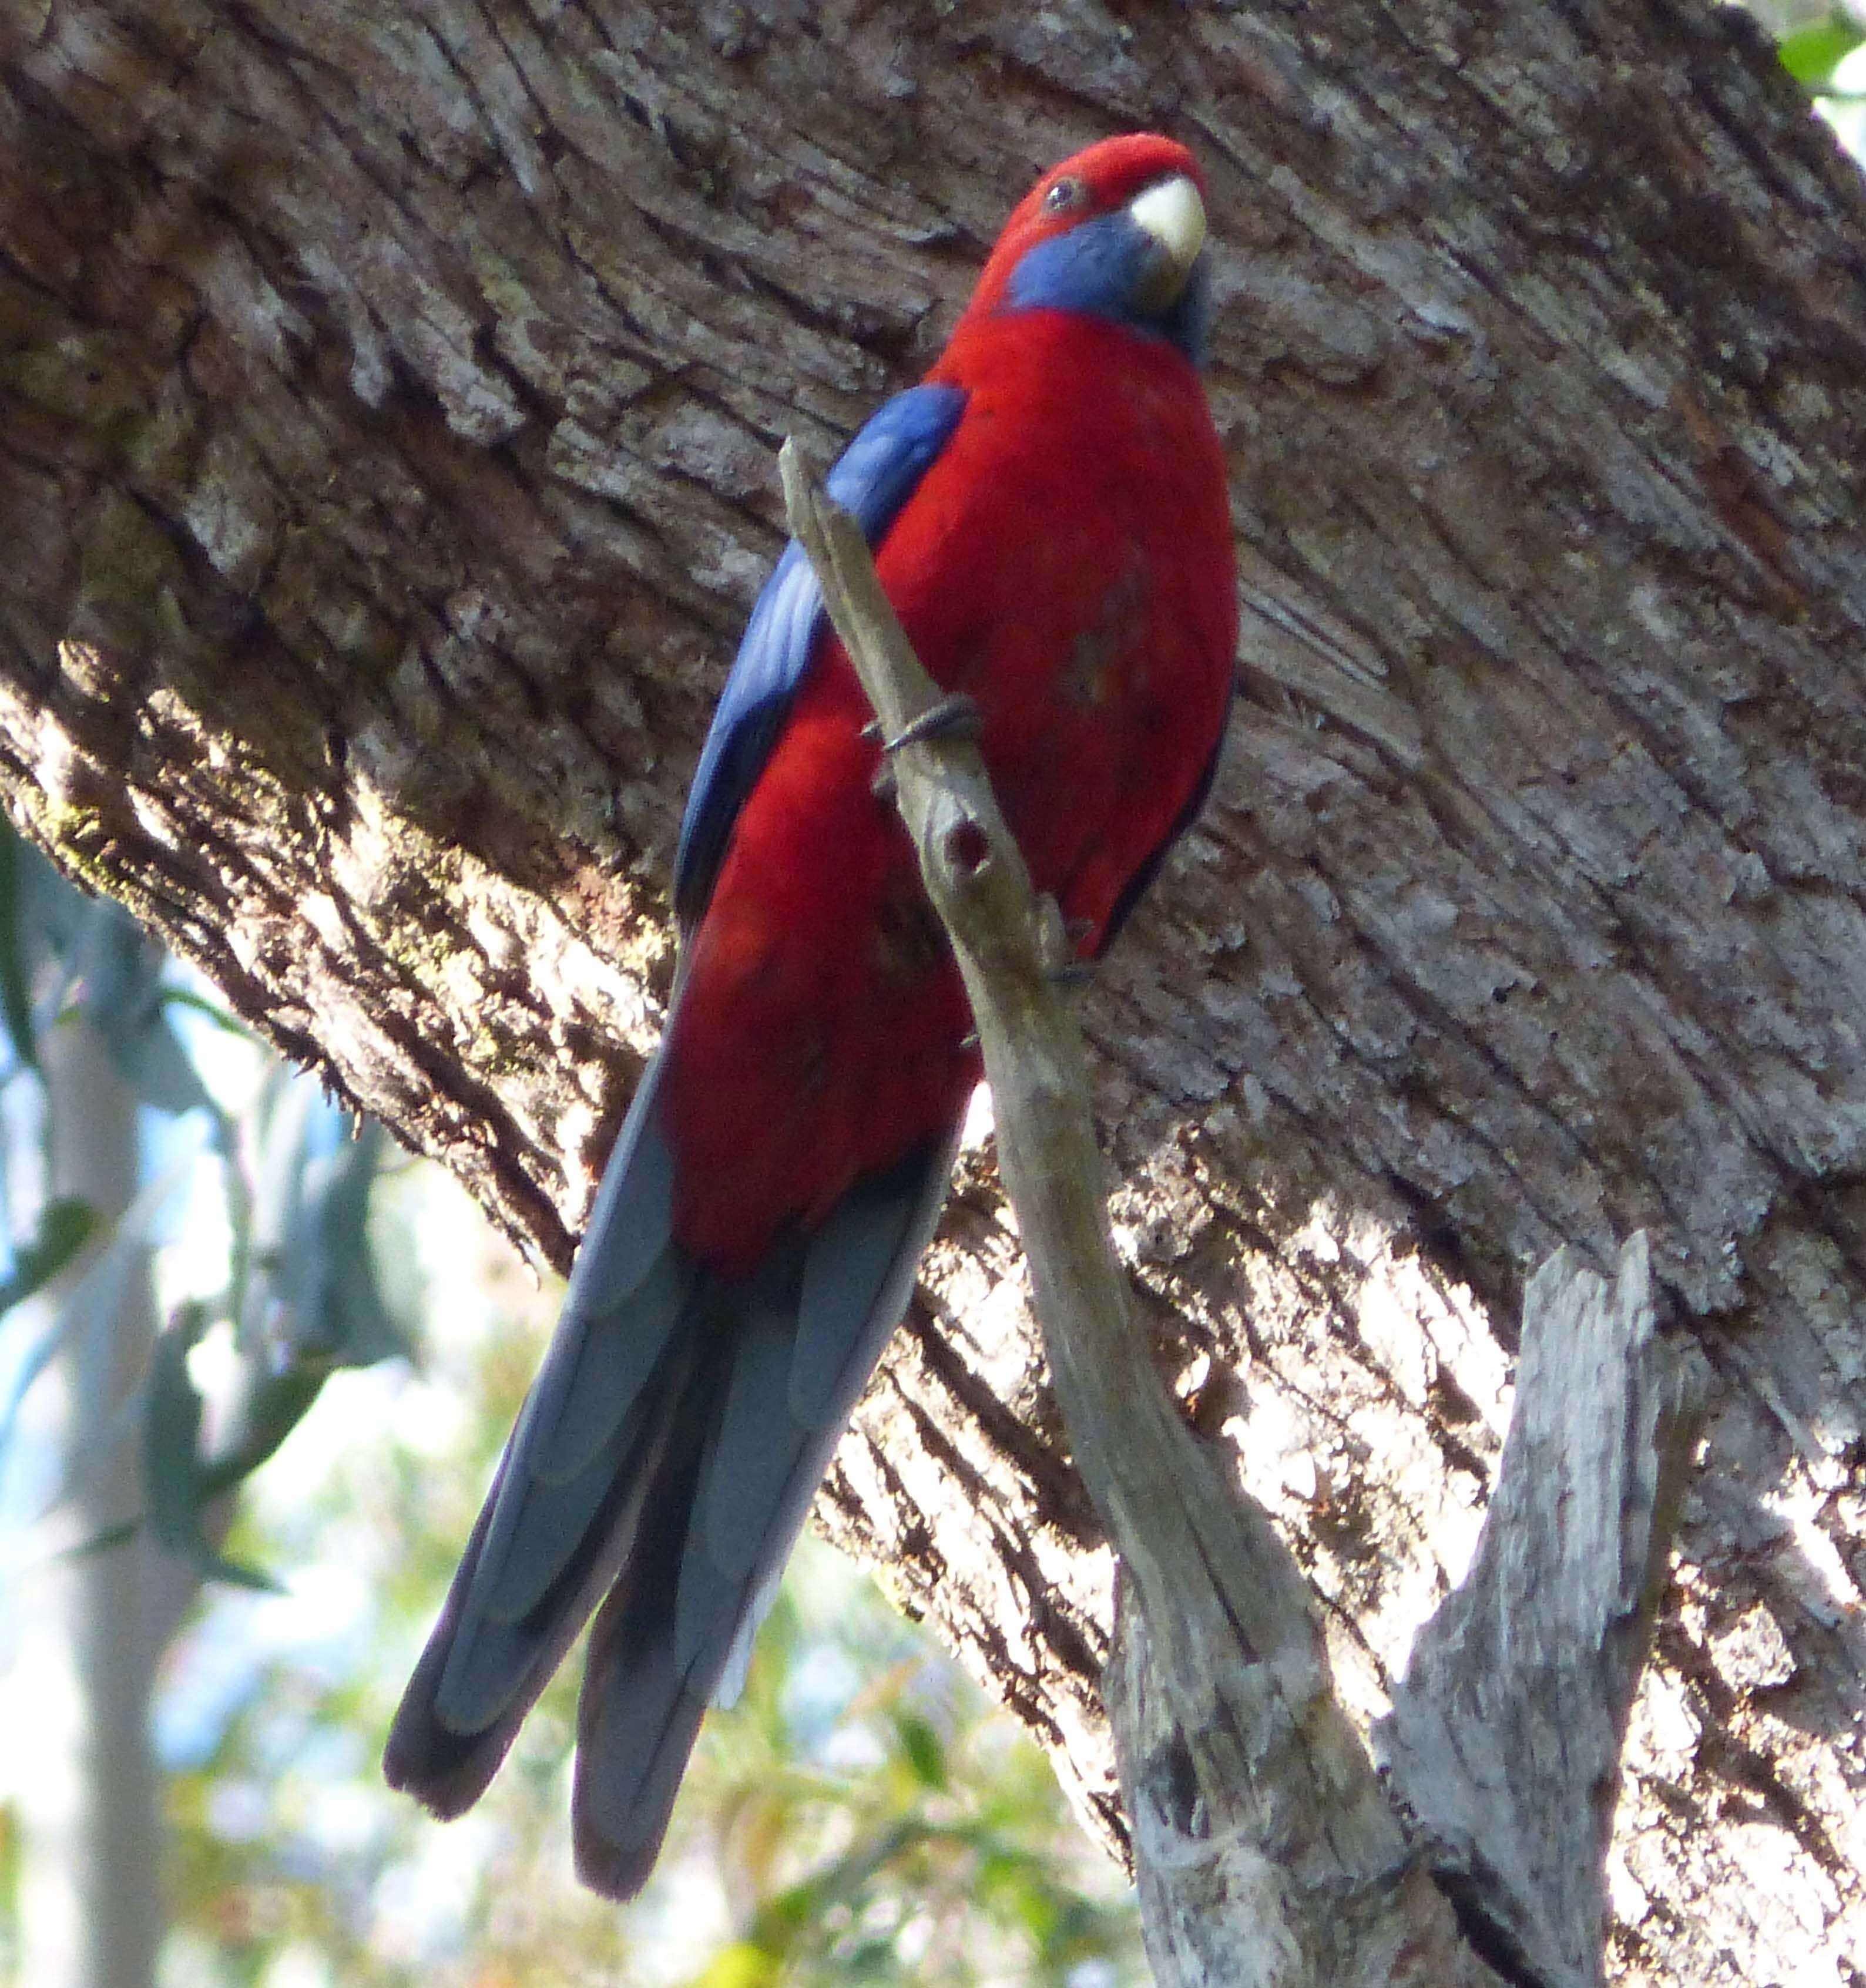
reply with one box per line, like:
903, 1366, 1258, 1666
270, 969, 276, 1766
145, 1302, 280, 1593
0, 823, 398, 1581
0, 828, 38, 1077
0, 1197, 95, 1321
680, 1558, 1143, 1988
1776, 13, 1866, 88
70, 900, 217, 1119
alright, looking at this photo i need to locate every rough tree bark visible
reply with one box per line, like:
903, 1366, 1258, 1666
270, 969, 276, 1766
5, 4, 1865, 1980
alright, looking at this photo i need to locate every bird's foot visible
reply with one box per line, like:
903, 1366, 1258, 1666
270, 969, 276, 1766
1037, 901, 1098, 983
864, 693, 985, 754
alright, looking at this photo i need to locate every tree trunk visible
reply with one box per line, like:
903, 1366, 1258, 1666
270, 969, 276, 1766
12, 1000, 194, 1988
5, 3, 1865, 1979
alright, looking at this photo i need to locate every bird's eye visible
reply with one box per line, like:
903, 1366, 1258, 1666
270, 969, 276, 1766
1042, 175, 1086, 215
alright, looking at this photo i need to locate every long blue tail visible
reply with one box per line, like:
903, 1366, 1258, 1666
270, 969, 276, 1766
384, 1047, 959, 1896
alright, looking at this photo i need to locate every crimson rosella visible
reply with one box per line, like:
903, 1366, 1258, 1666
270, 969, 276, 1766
385, 131, 1238, 1899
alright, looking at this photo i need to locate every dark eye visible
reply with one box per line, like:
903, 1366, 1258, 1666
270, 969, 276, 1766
1043, 175, 1086, 215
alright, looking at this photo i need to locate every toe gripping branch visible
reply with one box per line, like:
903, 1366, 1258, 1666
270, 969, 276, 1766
866, 697, 985, 803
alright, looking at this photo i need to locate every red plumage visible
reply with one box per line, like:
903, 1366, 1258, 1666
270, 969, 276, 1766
385, 131, 1237, 1899
666, 140, 1236, 1267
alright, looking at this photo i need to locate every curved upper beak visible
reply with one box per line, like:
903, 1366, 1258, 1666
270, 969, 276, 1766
1126, 174, 1207, 314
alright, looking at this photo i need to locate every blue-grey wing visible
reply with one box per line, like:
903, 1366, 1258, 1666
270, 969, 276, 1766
672, 382, 967, 931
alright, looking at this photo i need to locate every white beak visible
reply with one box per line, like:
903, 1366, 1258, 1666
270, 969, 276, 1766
1127, 174, 1207, 280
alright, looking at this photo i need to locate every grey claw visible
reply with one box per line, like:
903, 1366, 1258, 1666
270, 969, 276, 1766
884, 693, 984, 753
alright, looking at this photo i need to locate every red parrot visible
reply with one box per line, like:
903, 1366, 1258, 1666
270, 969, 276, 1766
385, 132, 1238, 1898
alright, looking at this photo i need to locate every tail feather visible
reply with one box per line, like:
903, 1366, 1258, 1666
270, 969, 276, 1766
791, 1144, 959, 1430
697, 1303, 817, 1589
535, 1252, 696, 1487
427, 1452, 636, 1731
464, 1395, 645, 1633
462, 1254, 699, 1633
574, 1608, 709, 1898
568, 1130, 964, 1895
384, 1062, 689, 1807
387, 1048, 966, 1898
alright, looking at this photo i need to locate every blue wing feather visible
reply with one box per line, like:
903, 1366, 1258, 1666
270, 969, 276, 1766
672, 383, 968, 931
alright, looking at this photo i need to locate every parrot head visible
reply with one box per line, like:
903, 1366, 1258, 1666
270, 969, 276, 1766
962, 133, 1212, 361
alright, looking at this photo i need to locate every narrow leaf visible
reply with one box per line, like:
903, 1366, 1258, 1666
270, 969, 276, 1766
142, 1302, 277, 1591
143, 1301, 209, 1557
197, 1365, 325, 1499
77, 904, 212, 1117
1778, 19, 1866, 88
893, 1708, 949, 1791
0, 825, 36, 1072
0, 1197, 96, 1317
0, 1199, 99, 1472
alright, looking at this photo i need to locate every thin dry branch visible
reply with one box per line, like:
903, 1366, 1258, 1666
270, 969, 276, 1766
777, 440, 1485, 1987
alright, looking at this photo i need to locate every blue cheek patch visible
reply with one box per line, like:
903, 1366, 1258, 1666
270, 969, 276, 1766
1001, 213, 1210, 363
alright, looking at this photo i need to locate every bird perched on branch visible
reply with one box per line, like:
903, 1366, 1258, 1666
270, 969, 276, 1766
385, 131, 1239, 1899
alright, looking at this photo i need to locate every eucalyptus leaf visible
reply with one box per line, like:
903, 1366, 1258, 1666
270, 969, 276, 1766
0, 825, 37, 1073
0, 1197, 100, 1480
197, 1364, 326, 1499
244, 1085, 402, 1369
158, 985, 248, 1037
892, 1707, 949, 1791
143, 1300, 207, 1556
0, 1196, 96, 1318
1778, 18, 1866, 88
178, 1089, 400, 1500
75, 908, 213, 1118
58, 1519, 139, 1562
143, 1301, 277, 1591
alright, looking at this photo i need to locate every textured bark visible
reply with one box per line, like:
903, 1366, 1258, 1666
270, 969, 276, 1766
1376, 1236, 1703, 1988
5, 4, 1866, 1981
